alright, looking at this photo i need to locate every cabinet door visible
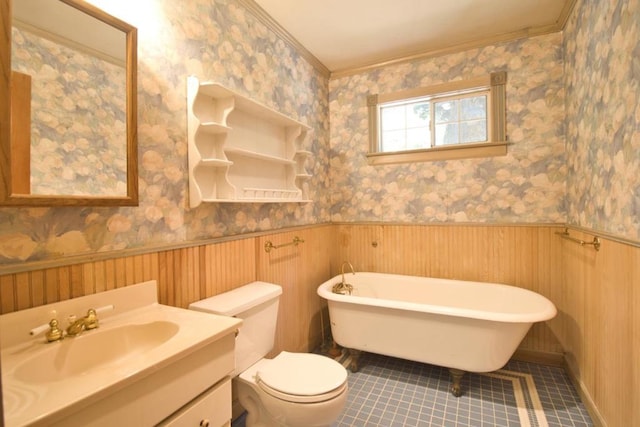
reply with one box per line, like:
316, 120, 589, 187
159, 378, 231, 427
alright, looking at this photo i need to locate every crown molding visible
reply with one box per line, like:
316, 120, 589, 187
330, 22, 563, 79
557, 0, 579, 29
330, 0, 578, 79
237, 0, 579, 82
236, 0, 330, 79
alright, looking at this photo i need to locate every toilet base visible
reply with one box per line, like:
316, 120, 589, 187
235, 375, 347, 427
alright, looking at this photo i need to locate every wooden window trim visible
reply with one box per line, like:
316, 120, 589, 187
366, 141, 508, 165
367, 72, 507, 163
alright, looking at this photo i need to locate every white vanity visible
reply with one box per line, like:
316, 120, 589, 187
0, 281, 241, 427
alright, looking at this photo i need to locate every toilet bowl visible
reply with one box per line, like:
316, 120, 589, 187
237, 352, 348, 427
189, 282, 348, 427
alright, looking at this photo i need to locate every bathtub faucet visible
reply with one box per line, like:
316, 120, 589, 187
333, 262, 355, 295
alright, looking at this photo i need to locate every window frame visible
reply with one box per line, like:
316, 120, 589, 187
367, 72, 508, 165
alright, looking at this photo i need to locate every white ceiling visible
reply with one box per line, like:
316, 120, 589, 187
253, 0, 573, 73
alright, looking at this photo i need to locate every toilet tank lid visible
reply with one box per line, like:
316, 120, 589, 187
188, 281, 282, 316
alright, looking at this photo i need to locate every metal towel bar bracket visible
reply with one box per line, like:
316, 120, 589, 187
264, 236, 305, 253
555, 228, 600, 251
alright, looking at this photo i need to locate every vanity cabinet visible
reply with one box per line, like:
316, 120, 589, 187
159, 379, 231, 427
187, 76, 313, 206
1, 281, 240, 427
48, 333, 236, 427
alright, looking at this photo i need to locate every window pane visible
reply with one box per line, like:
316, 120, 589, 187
380, 105, 405, 131
460, 119, 487, 143
460, 95, 487, 120
369, 74, 506, 160
381, 130, 406, 152
407, 102, 430, 128
435, 123, 459, 145
406, 128, 430, 149
435, 100, 458, 124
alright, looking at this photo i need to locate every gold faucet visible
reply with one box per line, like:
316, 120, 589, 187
66, 308, 99, 337
45, 319, 64, 343
332, 261, 355, 294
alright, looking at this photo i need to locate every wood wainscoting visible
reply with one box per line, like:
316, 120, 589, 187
256, 227, 335, 355
560, 228, 640, 427
2, 222, 637, 426
0, 223, 564, 356
0, 238, 257, 314
0, 225, 334, 356
332, 223, 565, 355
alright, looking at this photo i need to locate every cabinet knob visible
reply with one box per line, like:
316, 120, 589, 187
200, 419, 210, 427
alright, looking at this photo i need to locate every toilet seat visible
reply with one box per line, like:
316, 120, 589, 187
255, 352, 348, 403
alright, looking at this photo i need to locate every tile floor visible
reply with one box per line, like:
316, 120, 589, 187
232, 352, 593, 427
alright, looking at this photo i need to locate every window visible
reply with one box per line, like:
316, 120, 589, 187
367, 72, 507, 164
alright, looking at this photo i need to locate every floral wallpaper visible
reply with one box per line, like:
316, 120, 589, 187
1, 0, 637, 266
564, 0, 640, 241
0, 0, 330, 263
329, 34, 566, 224
12, 26, 128, 196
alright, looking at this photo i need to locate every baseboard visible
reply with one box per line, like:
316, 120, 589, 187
563, 357, 607, 427
512, 350, 607, 426
511, 349, 564, 366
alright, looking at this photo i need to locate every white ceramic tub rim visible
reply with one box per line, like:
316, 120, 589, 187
317, 272, 557, 324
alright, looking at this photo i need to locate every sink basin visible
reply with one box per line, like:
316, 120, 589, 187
1, 280, 243, 427
15, 321, 179, 384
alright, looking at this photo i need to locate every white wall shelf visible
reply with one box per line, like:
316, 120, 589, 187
187, 77, 313, 207
225, 147, 297, 165
201, 158, 233, 167
200, 123, 231, 134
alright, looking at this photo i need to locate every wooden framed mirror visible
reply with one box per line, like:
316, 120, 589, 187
0, 0, 137, 206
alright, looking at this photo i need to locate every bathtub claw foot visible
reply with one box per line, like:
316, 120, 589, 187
348, 349, 362, 372
449, 368, 465, 397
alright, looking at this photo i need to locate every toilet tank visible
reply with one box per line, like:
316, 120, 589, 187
189, 282, 282, 374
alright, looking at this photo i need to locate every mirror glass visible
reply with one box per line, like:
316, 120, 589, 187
0, 0, 138, 206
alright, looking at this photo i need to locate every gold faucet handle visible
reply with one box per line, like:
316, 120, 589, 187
45, 319, 64, 342
85, 308, 99, 330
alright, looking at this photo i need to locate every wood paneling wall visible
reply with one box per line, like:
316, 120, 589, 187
332, 223, 565, 355
0, 226, 333, 356
3, 222, 637, 426
560, 229, 640, 427
0, 240, 256, 314
0, 223, 563, 356
256, 227, 334, 355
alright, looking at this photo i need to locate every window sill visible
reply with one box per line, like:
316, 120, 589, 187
366, 141, 508, 165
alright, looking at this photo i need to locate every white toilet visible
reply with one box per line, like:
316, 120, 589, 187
189, 281, 348, 427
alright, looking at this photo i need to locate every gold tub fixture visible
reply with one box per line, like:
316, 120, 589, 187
332, 262, 355, 295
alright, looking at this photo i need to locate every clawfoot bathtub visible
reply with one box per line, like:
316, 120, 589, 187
318, 272, 557, 396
